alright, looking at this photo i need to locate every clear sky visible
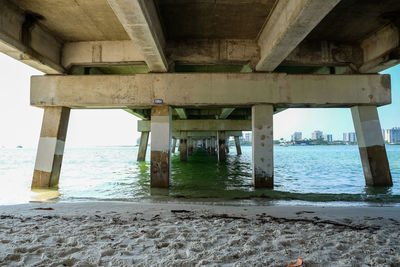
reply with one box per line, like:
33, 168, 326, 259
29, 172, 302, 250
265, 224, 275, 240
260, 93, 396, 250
0, 52, 399, 147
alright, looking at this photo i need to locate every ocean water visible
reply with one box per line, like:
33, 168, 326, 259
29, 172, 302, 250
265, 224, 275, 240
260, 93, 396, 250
0, 145, 399, 205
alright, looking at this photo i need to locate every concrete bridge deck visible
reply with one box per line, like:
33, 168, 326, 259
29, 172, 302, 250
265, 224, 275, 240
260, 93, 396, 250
0, 0, 398, 189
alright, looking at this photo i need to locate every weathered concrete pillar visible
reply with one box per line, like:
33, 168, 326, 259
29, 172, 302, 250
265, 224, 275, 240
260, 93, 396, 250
32, 107, 70, 188
252, 105, 274, 188
193, 139, 197, 152
137, 131, 149, 161
188, 137, 193, 155
150, 106, 171, 188
217, 131, 226, 162
180, 131, 188, 161
234, 136, 242, 155
171, 138, 177, 153
351, 106, 392, 186
210, 136, 216, 155
225, 138, 230, 154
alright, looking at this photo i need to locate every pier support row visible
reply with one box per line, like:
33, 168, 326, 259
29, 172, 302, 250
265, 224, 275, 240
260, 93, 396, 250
32, 107, 70, 188
351, 106, 392, 186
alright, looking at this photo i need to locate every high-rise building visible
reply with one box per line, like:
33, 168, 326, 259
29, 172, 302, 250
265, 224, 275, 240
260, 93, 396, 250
243, 132, 252, 142
324, 134, 333, 142
343, 132, 357, 142
311, 130, 323, 140
291, 132, 302, 141
382, 127, 400, 143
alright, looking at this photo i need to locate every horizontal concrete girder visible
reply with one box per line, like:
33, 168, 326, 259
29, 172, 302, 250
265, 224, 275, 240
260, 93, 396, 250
62, 41, 145, 69
172, 131, 243, 139
359, 24, 400, 73
138, 120, 251, 132
0, 1, 64, 74
107, 0, 168, 72
256, 0, 341, 71
31, 73, 391, 108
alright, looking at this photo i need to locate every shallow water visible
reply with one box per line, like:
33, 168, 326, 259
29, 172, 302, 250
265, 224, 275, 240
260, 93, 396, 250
0, 145, 399, 205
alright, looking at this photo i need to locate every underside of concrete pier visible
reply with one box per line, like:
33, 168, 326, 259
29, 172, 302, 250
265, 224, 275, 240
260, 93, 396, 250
0, 0, 398, 189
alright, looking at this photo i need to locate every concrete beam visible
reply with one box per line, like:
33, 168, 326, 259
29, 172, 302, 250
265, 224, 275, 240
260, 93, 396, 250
124, 108, 150, 120
166, 39, 259, 67
62, 41, 145, 70
107, 0, 168, 72
282, 40, 363, 67
0, 0, 64, 74
219, 108, 235, 119
175, 108, 187, 119
171, 131, 242, 139
256, 0, 340, 71
61, 39, 258, 69
138, 120, 251, 132
31, 73, 391, 108
359, 24, 400, 73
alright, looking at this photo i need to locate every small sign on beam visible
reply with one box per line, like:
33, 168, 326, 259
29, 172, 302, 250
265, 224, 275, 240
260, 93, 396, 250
154, 99, 163, 104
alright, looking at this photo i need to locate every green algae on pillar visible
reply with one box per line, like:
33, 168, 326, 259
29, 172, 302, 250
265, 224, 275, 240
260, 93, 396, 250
252, 105, 274, 188
351, 106, 392, 186
150, 106, 172, 188
32, 107, 70, 188
180, 131, 188, 161
137, 131, 149, 161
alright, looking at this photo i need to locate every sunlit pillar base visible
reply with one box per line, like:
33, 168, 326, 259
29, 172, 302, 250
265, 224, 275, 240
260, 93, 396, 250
32, 107, 70, 188
150, 106, 172, 188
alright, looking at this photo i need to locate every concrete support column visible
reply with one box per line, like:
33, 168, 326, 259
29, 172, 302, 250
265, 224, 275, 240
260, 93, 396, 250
234, 136, 242, 155
217, 131, 226, 162
171, 138, 177, 153
150, 106, 172, 188
180, 131, 188, 161
351, 106, 392, 186
193, 140, 197, 152
188, 137, 193, 155
137, 131, 149, 161
225, 138, 230, 154
252, 105, 274, 188
32, 107, 70, 188
210, 136, 216, 155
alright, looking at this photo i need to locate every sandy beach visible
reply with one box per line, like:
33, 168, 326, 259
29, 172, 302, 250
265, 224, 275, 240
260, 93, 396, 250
0, 202, 399, 266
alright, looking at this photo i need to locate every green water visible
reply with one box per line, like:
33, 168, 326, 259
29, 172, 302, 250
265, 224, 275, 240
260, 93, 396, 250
0, 145, 399, 205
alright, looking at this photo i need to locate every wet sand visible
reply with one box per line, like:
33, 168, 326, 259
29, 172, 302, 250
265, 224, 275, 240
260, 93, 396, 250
1, 202, 399, 266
